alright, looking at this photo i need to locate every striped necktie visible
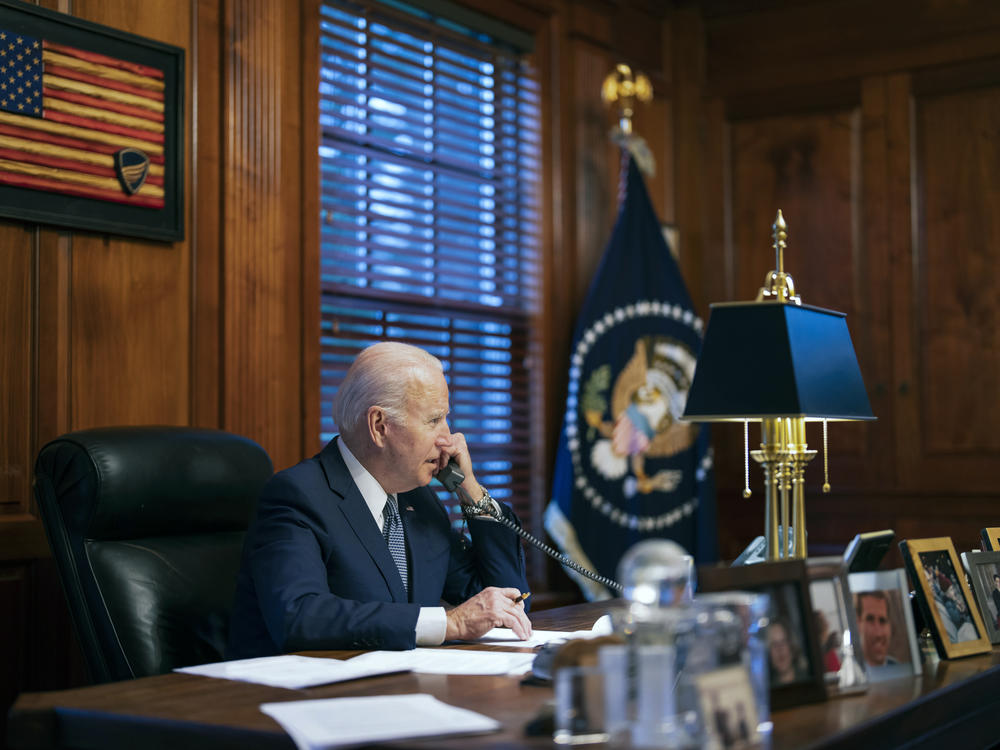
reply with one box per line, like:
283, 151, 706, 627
382, 495, 409, 595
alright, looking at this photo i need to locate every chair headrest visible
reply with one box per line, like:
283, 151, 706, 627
35, 427, 273, 540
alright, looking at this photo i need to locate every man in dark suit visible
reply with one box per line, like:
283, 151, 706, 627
228, 342, 532, 657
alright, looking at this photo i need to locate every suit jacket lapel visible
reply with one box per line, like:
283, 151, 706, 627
400, 487, 447, 606
319, 438, 408, 602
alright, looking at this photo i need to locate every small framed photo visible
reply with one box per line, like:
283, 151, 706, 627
806, 557, 867, 694
900, 537, 992, 659
695, 664, 759, 749
961, 550, 1000, 644
980, 528, 1000, 552
697, 559, 826, 710
847, 568, 922, 681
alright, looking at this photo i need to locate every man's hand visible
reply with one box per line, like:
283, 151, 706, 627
445, 587, 533, 641
434, 431, 481, 499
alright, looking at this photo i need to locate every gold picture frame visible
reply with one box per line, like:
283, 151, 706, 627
900, 537, 991, 659
979, 527, 1000, 552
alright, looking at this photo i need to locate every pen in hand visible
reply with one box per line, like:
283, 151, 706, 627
513, 591, 530, 604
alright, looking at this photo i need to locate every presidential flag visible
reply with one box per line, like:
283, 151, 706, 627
0, 29, 164, 208
545, 155, 718, 599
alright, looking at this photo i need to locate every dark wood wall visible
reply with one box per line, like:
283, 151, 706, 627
4, 0, 1000, 742
0, 0, 318, 741
674, 0, 1000, 566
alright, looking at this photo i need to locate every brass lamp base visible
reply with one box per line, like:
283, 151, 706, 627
751, 417, 815, 560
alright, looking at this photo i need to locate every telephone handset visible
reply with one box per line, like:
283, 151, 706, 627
435, 458, 466, 493
436, 458, 623, 593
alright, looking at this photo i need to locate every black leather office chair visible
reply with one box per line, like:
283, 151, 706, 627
34, 426, 273, 683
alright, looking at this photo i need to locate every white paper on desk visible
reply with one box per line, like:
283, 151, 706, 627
174, 654, 406, 690
346, 647, 535, 675
473, 614, 614, 647
471, 628, 589, 648
260, 693, 500, 750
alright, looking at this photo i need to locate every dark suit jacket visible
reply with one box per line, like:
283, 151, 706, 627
227, 438, 528, 657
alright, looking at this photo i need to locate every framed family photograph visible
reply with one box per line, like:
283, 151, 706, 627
847, 568, 921, 681
697, 559, 826, 710
900, 537, 991, 659
961, 550, 1000, 645
0, 1, 184, 241
806, 557, 867, 695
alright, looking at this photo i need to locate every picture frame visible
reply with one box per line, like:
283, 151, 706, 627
847, 568, 922, 681
697, 559, 826, 710
806, 557, 867, 695
694, 664, 760, 749
980, 528, 1000, 552
0, 0, 184, 241
900, 537, 991, 659
960, 550, 1000, 645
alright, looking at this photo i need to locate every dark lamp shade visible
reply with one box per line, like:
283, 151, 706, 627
682, 302, 875, 421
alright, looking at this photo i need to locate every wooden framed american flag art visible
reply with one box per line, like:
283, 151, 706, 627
0, 0, 183, 241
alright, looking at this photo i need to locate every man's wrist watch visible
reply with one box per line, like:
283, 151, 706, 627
461, 486, 497, 520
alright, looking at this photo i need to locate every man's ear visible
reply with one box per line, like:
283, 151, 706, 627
367, 406, 388, 447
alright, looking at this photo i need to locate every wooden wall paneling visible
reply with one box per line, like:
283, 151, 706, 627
571, 39, 618, 316
66, 1, 192, 431
193, 0, 223, 430
855, 75, 896, 489
34, 232, 72, 457
222, 0, 304, 472
805, 491, 997, 570
728, 109, 858, 306
526, 11, 560, 590
884, 73, 918, 489
903, 65, 1000, 492
670, 6, 708, 312
0, 224, 34, 517
301, 0, 322, 459
703, 0, 1000, 98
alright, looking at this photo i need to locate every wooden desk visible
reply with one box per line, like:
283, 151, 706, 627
8, 601, 1000, 750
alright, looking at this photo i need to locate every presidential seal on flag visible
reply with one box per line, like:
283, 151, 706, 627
583, 334, 699, 497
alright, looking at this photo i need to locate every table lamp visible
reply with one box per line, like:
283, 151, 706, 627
682, 211, 875, 560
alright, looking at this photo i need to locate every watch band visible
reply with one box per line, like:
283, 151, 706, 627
461, 486, 498, 520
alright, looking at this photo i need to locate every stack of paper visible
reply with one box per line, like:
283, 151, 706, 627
260, 693, 500, 750
175, 654, 405, 689
347, 648, 535, 676
469, 614, 613, 647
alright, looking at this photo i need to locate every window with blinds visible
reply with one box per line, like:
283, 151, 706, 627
318, 0, 542, 534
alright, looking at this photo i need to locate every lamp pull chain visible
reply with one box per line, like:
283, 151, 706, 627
822, 419, 831, 493
743, 419, 752, 498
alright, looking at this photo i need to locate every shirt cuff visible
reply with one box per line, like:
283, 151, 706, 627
415, 606, 448, 646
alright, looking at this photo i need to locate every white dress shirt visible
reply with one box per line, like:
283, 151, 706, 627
336, 439, 448, 646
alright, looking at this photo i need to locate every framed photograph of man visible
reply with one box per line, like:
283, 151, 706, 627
961, 550, 1000, 644
806, 557, 867, 694
847, 568, 922, 681
900, 537, 991, 659
697, 559, 826, 710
